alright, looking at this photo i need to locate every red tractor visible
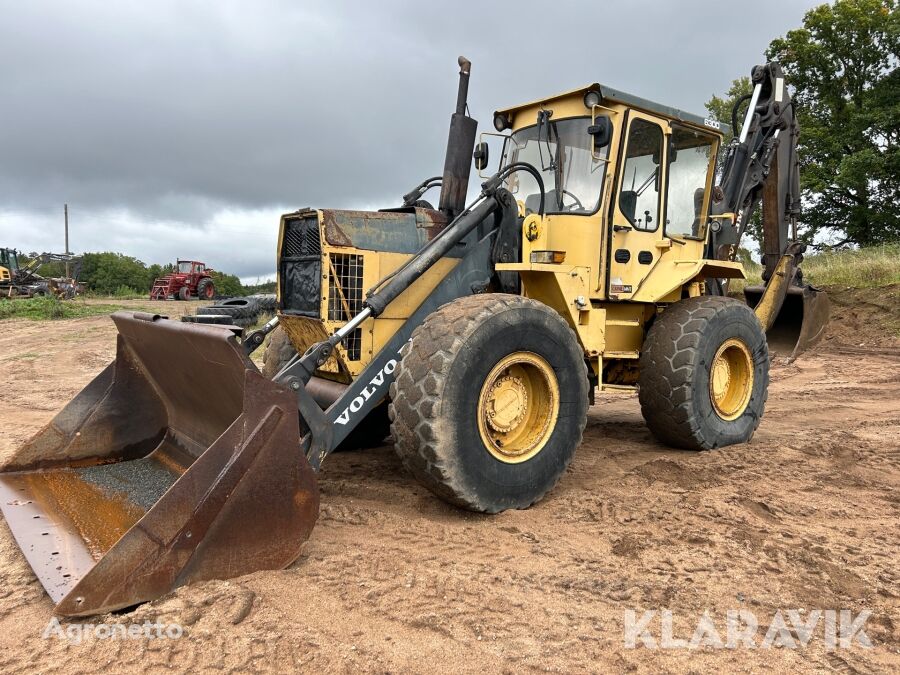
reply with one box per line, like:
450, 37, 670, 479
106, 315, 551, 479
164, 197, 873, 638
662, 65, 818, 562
150, 260, 216, 301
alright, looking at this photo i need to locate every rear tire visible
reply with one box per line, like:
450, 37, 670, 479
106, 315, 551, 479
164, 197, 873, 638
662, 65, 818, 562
638, 296, 769, 450
197, 306, 241, 318
197, 278, 215, 301
390, 294, 589, 513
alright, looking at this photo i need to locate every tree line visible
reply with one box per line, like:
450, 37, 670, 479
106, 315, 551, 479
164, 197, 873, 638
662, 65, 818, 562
706, 0, 898, 248
24, 251, 251, 297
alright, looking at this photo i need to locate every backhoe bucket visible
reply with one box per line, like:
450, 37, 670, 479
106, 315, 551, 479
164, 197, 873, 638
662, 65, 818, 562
0, 312, 318, 616
744, 284, 831, 359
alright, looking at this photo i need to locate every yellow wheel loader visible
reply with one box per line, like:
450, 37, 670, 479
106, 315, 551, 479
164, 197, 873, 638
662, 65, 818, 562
0, 57, 828, 616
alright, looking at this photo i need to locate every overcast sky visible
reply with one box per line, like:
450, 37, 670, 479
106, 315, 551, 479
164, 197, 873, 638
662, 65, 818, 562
0, 0, 823, 282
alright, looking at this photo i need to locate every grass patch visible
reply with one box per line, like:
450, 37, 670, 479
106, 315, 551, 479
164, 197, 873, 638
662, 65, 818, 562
83, 286, 148, 300
0, 297, 128, 321
728, 243, 900, 294
4, 352, 41, 361
803, 243, 900, 288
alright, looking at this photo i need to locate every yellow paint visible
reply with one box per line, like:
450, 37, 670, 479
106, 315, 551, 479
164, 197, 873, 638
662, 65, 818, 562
752, 254, 794, 331
477, 351, 560, 463
275, 84, 753, 390
709, 338, 754, 420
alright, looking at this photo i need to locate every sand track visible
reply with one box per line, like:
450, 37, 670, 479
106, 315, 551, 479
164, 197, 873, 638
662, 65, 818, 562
0, 298, 897, 672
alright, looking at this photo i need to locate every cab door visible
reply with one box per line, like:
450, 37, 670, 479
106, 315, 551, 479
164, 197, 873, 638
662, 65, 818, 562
606, 112, 668, 299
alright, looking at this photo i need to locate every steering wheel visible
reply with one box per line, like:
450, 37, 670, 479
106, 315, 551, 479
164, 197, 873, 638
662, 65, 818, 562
560, 189, 584, 212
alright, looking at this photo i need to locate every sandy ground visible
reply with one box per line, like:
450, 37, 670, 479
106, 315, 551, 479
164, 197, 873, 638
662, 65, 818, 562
0, 297, 898, 673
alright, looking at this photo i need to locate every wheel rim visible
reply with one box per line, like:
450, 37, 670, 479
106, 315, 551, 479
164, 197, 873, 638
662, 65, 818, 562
709, 338, 754, 421
477, 351, 559, 463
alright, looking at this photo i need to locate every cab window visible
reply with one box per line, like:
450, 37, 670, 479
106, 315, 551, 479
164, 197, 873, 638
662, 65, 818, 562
501, 117, 609, 215
665, 126, 715, 238
619, 118, 663, 231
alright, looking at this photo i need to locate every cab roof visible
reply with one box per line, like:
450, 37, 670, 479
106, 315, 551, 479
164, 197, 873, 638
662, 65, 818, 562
495, 83, 730, 137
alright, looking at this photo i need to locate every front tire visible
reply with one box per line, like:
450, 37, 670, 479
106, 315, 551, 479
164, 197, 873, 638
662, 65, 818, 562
390, 294, 589, 513
638, 296, 769, 450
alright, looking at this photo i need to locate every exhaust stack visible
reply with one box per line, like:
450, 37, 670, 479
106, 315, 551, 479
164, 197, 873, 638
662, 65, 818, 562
438, 56, 478, 219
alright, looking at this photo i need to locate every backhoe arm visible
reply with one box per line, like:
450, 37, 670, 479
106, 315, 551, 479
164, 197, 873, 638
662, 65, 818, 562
709, 62, 829, 357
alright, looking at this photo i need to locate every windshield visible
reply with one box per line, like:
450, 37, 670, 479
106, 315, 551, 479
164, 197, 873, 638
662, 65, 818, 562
177, 262, 192, 273
501, 117, 608, 215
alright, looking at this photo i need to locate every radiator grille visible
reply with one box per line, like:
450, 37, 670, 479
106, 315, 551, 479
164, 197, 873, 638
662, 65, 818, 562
328, 253, 364, 360
283, 217, 321, 257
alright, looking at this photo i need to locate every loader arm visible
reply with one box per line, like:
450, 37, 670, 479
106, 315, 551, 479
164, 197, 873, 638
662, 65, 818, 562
273, 183, 518, 470
709, 62, 829, 358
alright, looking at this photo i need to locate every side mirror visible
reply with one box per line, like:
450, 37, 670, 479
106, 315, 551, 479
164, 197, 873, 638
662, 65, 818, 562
473, 142, 489, 171
588, 116, 613, 149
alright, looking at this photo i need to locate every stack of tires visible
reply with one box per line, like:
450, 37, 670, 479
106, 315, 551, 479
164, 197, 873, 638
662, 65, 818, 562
182, 294, 277, 329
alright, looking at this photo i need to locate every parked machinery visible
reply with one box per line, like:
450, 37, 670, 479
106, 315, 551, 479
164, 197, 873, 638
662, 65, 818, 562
0, 57, 827, 616
149, 260, 216, 300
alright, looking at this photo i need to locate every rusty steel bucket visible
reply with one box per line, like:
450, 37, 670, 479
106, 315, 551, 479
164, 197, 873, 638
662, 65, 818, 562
0, 312, 318, 616
744, 284, 831, 359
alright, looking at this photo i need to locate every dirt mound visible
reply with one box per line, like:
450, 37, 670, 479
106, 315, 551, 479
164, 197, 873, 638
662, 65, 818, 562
817, 284, 900, 350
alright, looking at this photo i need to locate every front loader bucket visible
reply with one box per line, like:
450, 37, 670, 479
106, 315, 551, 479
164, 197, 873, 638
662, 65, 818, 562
744, 285, 831, 359
0, 312, 318, 616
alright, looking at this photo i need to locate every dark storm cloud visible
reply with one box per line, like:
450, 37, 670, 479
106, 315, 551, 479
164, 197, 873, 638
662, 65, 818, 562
0, 0, 821, 278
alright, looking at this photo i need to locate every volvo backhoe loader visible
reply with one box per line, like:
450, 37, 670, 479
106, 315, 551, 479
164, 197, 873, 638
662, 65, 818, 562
0, 57, 828, 616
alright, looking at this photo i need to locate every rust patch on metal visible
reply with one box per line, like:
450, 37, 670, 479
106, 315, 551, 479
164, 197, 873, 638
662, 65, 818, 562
320, 208, 444, 253
26, 470, 145, 560
415, 207, 448, 240
321, 210, 353, 247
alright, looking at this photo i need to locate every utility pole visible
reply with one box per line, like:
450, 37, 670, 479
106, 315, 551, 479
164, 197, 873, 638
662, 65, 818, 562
64, 203, 70, 279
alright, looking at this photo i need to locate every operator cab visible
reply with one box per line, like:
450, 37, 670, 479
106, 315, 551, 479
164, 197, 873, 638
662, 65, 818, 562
176, 261, 205, 274
1, 248, 20, 272
482, 83, 729, 301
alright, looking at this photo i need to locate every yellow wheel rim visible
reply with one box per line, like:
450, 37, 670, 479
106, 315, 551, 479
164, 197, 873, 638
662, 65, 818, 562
477, 352, 560, 463
709, 338, 754, 421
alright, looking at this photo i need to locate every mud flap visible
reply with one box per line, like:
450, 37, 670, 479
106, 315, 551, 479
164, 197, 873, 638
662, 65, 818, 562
0, 312, 318, 616
744, 285, 831, 359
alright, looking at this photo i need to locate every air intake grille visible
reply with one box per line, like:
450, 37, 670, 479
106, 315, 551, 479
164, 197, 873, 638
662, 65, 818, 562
283, 217, 321, 257
328, 253, 364, 360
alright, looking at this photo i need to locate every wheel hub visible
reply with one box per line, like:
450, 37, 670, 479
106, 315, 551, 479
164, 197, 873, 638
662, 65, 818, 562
485, 376, 528, 433
709, 338, 754, 421
477, 352, 560, 464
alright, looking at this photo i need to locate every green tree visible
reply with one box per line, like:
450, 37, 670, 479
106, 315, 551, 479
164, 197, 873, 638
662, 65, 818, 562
210, 270, 244, 298
146, 263, 165, 288
709, 0, 899, 247
80, 252, 151, 294
768, 0, 899, 246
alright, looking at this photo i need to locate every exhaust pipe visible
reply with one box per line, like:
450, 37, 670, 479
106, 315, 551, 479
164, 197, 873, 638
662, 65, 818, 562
438, 56, 478, 219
